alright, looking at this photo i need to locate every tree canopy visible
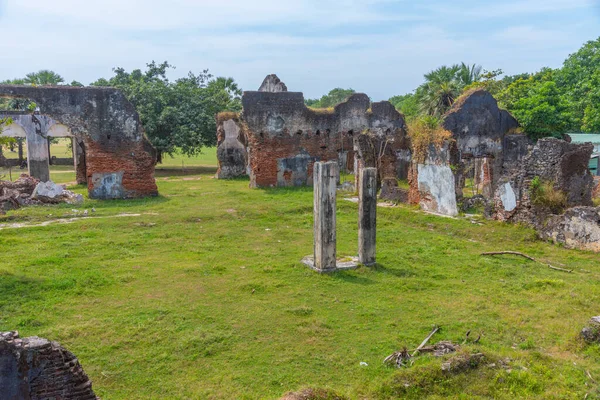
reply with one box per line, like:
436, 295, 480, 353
305, 88, 356, 108
91, 61, 242, 160
389, 36, 600, 139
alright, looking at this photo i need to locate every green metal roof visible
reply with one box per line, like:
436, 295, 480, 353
568, 133, 600, 144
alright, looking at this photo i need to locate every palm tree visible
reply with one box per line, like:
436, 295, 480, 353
418, 65, 461, 117
418, 63, 483, 117
419, 80, 461, 117
23, 70, 64, 86
456, 63, 482, 87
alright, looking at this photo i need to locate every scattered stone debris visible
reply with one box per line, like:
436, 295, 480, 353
441, 352, 486, 374
539, 206, 600, 252
581, 316, 600, 344
0, 174, 39, 213
280, 388, 348, 400
0, 175, 84, 214
0, 331, 98, 399
33, 180, 84, 205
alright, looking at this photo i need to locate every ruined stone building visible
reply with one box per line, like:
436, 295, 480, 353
216, 75, 409, 188
409, 89, 524, 216
0, 85, 158, 199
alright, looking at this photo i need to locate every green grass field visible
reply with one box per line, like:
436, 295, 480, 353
0, 149, 599, 399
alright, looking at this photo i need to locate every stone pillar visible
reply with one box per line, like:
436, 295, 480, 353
313, 161, 338, 272
25, 130, 50, 182
358, 167, 377, 265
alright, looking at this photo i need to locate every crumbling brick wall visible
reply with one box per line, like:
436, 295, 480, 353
240, 86, 407, 188
0, 85, 158, 199
493, 137, 594, 225
0, 331, 98, 399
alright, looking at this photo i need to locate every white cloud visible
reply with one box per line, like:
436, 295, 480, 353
8, 0, 423, 30
0, 0, 598, 99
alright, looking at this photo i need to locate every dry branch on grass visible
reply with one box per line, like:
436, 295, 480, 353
412, 325, 440, 357
480, 251, 572, 273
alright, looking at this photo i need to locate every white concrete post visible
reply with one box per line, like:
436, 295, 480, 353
25, 130, 50, 182
313, 161, 339, 271
358, 167, 377, 265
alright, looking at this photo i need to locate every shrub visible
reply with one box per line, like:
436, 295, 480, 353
408, 116, 453, 163
530, 176, 567, 213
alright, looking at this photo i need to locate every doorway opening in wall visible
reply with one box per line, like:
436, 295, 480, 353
0, 110, 84, 185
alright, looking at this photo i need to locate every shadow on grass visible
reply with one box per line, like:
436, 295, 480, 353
0, 271, 45, 308
85, 194, 171, 210
259, 185, 314, 196
330, 269, 376, 285
155, 166, 217, 177
371, 264, 416, 278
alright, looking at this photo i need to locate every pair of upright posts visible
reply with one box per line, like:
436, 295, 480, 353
309, 161, 376, 272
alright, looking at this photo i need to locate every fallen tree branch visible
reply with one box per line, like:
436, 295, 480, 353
412, 325, 440, 357
480, 251, 572, 273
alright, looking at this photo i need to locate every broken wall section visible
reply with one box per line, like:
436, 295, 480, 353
0, 85, 158, 199
442, 89, 519, 199
493, 137, 594, 226
0, 331, 98, 399
241, 89, 407, 188
409, 140, 461, 216
215, 113, 248, 179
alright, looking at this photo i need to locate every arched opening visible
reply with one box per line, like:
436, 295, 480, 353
1, 113, 86, 184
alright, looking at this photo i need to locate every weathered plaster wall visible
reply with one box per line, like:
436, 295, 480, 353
0, 331, 98, 399
0, 85, 157, 199
241, 90, 406, 188
411, 142, 460, 216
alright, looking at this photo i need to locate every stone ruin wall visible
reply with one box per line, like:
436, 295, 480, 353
216, 75, 409, 188
409, 89, 524, 215
215, 113, 248, 179
493, 137, 594, 224
0, 85, 158, 199
0, 331, 98, 399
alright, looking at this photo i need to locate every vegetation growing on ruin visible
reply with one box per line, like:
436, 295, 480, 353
530, 176, 568, 213
305, 88, 355, 108
407, 116, 453, 163
2, 151, 598, 399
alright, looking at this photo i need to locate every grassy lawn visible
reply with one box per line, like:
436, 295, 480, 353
0, 149, 599, 399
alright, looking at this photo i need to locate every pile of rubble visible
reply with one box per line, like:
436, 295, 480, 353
0, 174, 83, 214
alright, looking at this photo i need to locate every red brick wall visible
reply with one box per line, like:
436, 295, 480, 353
85, 138, 157, 198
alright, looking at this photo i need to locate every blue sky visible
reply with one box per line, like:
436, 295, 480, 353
0, 0, 598, 100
